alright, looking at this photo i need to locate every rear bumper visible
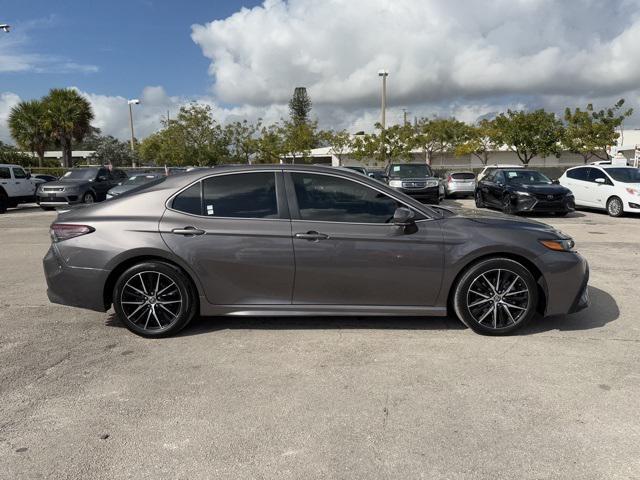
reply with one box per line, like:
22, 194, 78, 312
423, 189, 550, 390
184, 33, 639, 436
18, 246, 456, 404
445, 184, 475, 195
43, 245, 109, 312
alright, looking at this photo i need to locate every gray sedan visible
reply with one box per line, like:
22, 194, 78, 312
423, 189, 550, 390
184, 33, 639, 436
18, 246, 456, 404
43, 165, 589, 337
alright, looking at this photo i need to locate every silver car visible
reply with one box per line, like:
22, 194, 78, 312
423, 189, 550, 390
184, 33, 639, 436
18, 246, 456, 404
444, 171, 477, 197
43, 165, 589, 337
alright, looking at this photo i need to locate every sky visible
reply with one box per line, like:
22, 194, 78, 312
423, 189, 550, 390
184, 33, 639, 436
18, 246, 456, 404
2, 0, 640, 144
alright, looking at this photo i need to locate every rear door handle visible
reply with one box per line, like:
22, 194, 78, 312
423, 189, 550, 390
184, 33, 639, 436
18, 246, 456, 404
172, 227, 205, 236
294, 231, 329, 241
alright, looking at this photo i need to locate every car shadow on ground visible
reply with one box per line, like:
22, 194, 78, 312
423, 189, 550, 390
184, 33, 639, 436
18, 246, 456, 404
104, 286, 617, 337
442, 199, 588, 218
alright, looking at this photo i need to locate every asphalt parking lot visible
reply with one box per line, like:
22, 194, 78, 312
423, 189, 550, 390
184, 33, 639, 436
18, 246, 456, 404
1, 200, 639, 480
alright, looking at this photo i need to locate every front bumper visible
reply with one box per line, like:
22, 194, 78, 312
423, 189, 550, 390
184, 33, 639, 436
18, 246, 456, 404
392, 186, 440, 203
539, 251, 589, 316
510, 194, 575, 214
43, 244, 109, 312
37, 194, 82, 206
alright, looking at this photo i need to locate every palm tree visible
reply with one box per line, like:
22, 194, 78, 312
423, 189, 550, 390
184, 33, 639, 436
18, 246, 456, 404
8, 100, 48, 167
42, 88, 94, 168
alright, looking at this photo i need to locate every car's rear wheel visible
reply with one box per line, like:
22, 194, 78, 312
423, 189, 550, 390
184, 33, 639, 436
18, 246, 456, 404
453, 258, 538, 335
606, 196, 624, 217
82, 191, 95, 204
474, 191, 485, 208
113, 261, 197, 337
0, 193, 7, 214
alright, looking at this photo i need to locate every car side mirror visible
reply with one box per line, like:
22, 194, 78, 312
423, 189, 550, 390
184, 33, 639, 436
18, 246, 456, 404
393, 207, 415, 227
595, 177, 605, 184
552, 179, 559, 184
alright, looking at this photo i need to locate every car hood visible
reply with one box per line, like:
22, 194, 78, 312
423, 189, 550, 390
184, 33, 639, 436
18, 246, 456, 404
437, 206, 567, 236
108, 184, 136, 195
508, 183, 570, 195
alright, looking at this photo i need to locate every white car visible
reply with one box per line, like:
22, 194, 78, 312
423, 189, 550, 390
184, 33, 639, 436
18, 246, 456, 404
0, 163, 37, 213
559, 165, 640, 217
477, 164, 524, 181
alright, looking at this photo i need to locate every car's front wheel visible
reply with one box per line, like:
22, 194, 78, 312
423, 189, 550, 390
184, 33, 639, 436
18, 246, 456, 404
453, 258, 538, 335
474, 191, 485, 208
82, 191, 95, 204
113, 261, 197, 337
606, 196, 624, 217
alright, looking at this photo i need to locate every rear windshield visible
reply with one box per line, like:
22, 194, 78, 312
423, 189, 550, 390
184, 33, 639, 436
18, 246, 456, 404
451, 172, 475, 180
605, 168, 640, 183
112, 177, 167, 199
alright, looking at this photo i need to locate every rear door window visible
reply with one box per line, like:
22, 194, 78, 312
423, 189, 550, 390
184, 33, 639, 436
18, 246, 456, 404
172, 182, 202, 215
202, 172, 278, 218
567, 168, 588, 181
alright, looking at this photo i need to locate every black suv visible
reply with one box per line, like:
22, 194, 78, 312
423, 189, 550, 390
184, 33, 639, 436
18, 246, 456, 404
37, 167, 127, 210
385, 163, 440, 204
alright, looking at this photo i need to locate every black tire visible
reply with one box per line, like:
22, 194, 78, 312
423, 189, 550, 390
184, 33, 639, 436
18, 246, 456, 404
474, 190, 485, 208
554, 211, 568, 217
501, 194, 514, 215
82, 191, 96, 204
40, 206, 55, 211
113, 261, 197, 337
453, 257, 538, 335
0, 194, 7, 214
606, 196, 624, 217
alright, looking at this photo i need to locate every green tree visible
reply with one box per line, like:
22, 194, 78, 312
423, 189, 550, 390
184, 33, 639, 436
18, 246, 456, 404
412, 117, 468, 164
351, 123, 413, 165
493, 109, 563, 165
8, 100, 48, 167
90, 135, 137, 167
138, 103, 229, 166
42, 88, 95, 168
289, 87, 312, 125
563, 99, 633, 163
255, 123, 285, 164
0, 141, 37, 167
455, 119, 500, 165
280, 119, 318, 163
225, 119, 261, 164
318, 129, 352, 165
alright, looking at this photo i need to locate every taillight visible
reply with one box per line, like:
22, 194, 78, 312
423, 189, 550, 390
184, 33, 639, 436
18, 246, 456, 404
50, 224, 95, 242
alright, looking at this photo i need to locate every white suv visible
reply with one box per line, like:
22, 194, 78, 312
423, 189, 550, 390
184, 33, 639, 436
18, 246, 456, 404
559, 165, 640, 217
0, 164, 37, 213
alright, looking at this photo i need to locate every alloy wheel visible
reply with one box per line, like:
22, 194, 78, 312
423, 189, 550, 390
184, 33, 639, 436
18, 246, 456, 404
120, 271, 183, 331
466, 268, 530, 329
607, 197, 622, 217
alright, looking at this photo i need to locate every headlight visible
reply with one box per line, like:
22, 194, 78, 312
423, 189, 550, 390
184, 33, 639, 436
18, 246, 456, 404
106, 194, 113, 200
540, 238, 575, 252
388, 180, 403, 188
514, 191, 532, 197
426, 179, 439, 188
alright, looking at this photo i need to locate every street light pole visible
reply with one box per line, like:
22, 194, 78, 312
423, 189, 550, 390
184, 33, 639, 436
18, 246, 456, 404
378, 69, 389, 164
127, 99, 140, 167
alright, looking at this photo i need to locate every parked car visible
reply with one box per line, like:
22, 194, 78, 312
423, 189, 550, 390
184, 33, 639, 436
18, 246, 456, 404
559, 165, 640, 217
0, 163, 37, 213
475, 168, 575, 216
385, 163, 440, 204
43, 165, 589, 338
367, 169, 387, 182
107, 173, 165, 199
444, 171, 476, 197
477, 164, 524, 181
36, 166, 127, 210
31, 174, 59, 185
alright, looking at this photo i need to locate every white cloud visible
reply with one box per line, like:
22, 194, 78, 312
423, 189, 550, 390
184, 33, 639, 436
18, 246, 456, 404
0, 92, 22, 142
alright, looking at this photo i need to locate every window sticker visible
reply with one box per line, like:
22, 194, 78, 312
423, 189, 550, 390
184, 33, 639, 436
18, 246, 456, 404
393, 166, 400, 172
506, 171, 518, 178
206, 204, 214, 216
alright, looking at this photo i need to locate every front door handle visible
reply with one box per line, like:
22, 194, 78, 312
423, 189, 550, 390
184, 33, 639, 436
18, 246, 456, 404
294, 231, 329, 241
172, 226, 205, 236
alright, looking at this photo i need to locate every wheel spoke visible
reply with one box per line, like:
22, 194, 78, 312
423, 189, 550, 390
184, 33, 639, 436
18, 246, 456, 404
125, 283, 147, 297
502, 301, 526, 311
503, 276, 520, 295
156, 282, 176, 297
492, 304, 498, 328
143, 308, 152, 329
469, 298, 492, 308
495, 269, 501, 293
469, 290, 490, 299
127, 303, 147, 322
477, 305, 494, 324
152, 308, 162, 328
501, 304, 516, 324
158, 299, 182, 305
138, 273, 148, 294
504, 289, 527, 297
121, 301, 144, 305
154, 272, 161, 295
481, 274, 497, 294
157, 303, 178, 319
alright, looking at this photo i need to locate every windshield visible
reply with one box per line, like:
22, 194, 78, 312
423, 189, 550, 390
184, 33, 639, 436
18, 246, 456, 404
504, 170, 552, 185
62, 169, 98, 180
123, 174, 162, 185
605, 168, 640, 183
389, 164, 433, 178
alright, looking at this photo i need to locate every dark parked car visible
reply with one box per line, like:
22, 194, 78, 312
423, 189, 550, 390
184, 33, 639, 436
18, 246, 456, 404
385, 163, 440, 204
107, 173, 165, 199
342, 166, 368, 175
367, 169, 387, 182
44, 165, 588, 338
37, 167, 127, 210
475, 168, 575, 216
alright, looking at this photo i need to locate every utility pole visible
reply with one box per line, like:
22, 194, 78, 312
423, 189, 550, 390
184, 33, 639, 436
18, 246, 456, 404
402, 108, 410, 126
378, 69, 389, 164
127, 99, 140, 167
